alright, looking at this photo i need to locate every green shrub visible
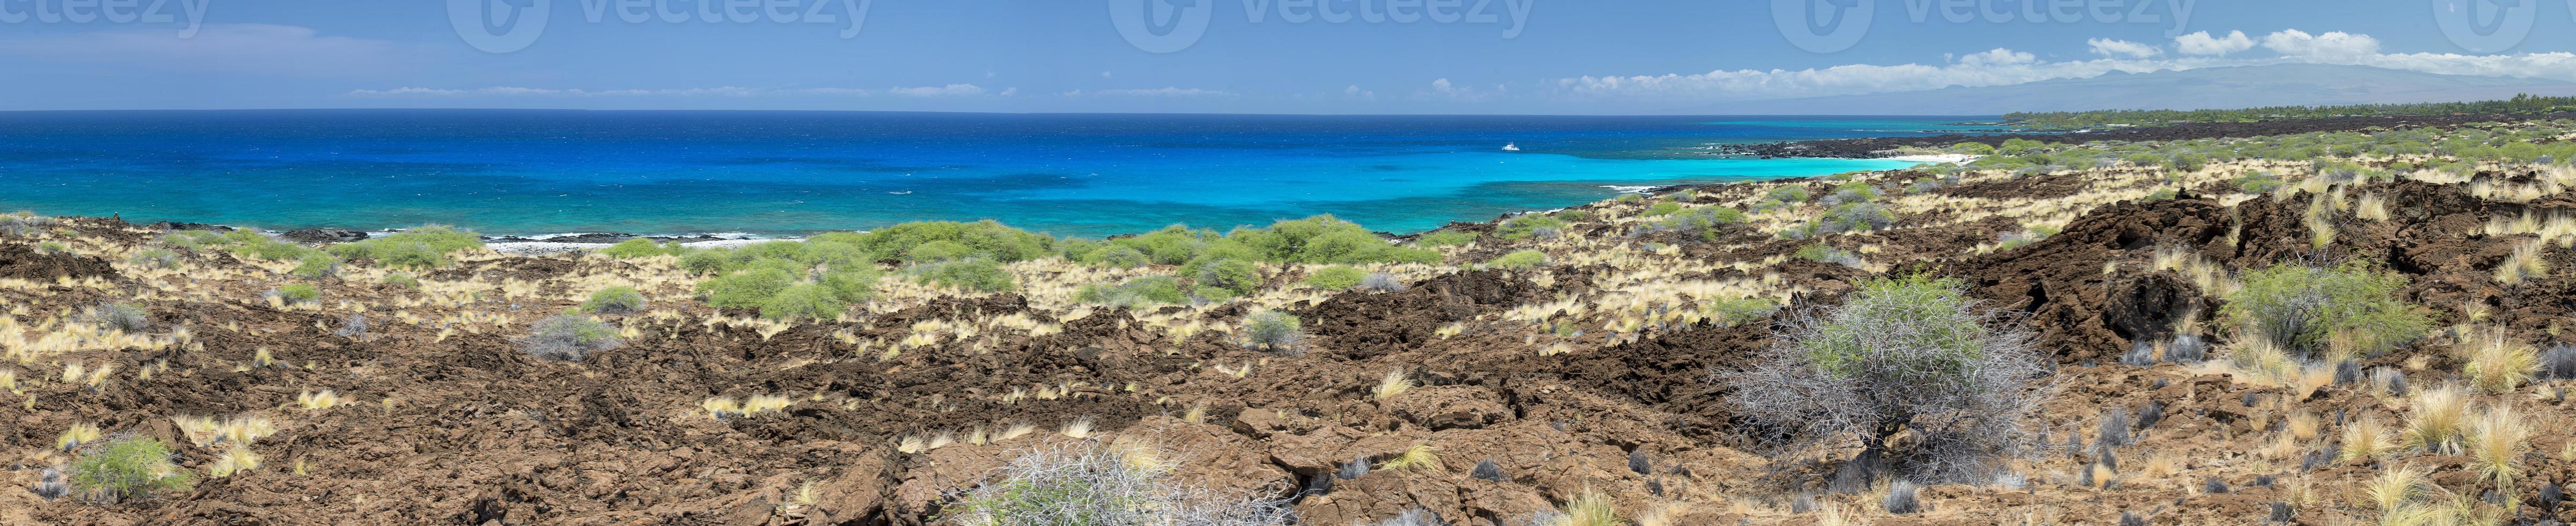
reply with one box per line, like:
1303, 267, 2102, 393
68, 436, 192, 503
1767, 186, 1812, 203
1642, 202, 1683, 217
678, 250, 733, 275
1497, 215, 1567, 240
1243, 310, 1304, 353
1796, 244, 1860, 266
220, 230, 317, 262
699, 268, 794, 309
1643, 206, 1748, 240
820, 269, 879, 303
1554, 209, 1591, 222
384, 273, 419, 289
2234, 173, 2284, 194
1487, 250, 1550, 271
1949, 142, 1997, 155
277, 283, 320, 304
601, 238, 681, 259
1224, 215, 1440, 265
522, 315, 620, 362
1705, 297, 1780, 327
1193, 258, 1263, 298
1616, 193, 1645, 203
1303, 266, 1367, 290
907, 240, 977, 262
1413, 230, 1476, 247
1720, 275, 2047, 483
810, 220, 1058, 262
127, 249, 180, 269
1101, 225, 1219, 265
83, 302, 149, 332
162, 231, 222, 250
2220, 262, 2430, 359
291, 253, 341, 279
1075, 275, 1189, 308
583, 286, 647, 315
1080, 245, 1150, 268
912, 259, 1015, 293
326, 225, 482, 269
1818, 202, 1897, 233
941, 444, 1292, 526
761, 283, 847, 320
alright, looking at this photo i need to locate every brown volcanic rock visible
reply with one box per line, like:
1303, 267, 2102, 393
0, 243, 116, 281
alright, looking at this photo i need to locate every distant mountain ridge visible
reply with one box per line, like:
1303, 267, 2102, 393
1686, 64, 2576, 115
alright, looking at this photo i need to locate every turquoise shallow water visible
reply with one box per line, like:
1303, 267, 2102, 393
0, 111, 1972, 238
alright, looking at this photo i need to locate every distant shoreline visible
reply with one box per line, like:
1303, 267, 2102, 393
86, 152, 1967, 254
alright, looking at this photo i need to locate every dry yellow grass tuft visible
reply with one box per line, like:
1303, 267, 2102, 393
2402, 384, 2472, 454
1372, 369, 1413, 399
2458, 327, 2538, 393
2468, 405, 2529, 488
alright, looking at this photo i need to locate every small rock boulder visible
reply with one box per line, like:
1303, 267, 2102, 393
282, 228, 369, 243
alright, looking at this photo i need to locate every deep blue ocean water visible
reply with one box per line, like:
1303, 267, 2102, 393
0, 110, 1981, 238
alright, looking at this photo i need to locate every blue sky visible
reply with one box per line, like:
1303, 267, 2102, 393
4, 0, 2575, 113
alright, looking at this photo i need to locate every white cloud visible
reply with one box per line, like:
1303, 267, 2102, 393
0, 24, 410, 78
1062, 87, 1236, 97
2261, 30, 2381, 62
2087, 38, 2162, 59
885, 84, 987, 97
2175, 31, 2256, 56
1552, 29, 2576, 105
349, 85, 992, 98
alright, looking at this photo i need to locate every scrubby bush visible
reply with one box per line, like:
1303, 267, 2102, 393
1486, 250, 1549, 271
1704, 297, 1780, 327
1076, 275, 1188, 309
68, 436, 192, 503
811, 220, 1058, 262
522, 315, 620, 362
1243, 311, 1304, 353
1766, 186, 1812, 203
1193, 258, 1263, 298
127, 249, 180, 269
1795, 244, 1862, 267
291, 253, 341, 279
326, 225, 482, 269
1080, 245, 1150, 268
912, 258, 1015, 293
1817, 202, 1898, 233
384, 273, 419, 289
1225, 215, 1441, 265
2234, 173, 2284, 194
219, 230, 319, 262
1304, 266, 1367, 290
941, 443, 1293, 526
1413, 230, 1476, 247
82, 302, 148, 332
819, 269, 879, 303
1641, 202, 1682, 217
907, 240, 977, 262
1720, 275, 2050, 483
1639, 207, 1747, 241
760, 283, 847, 321
1357, 272, 1407, 293
699, 268, 795, 310
582, 287, 647, 315
277, 283, 320, 304
1497, 215, 1568, 240
601, 238, 682, 259
2220, 262, 2429, 359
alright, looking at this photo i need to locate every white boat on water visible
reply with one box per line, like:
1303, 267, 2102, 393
1502, 143, 1520, 151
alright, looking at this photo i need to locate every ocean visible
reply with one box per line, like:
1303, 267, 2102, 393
0, 110, 1980, 238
